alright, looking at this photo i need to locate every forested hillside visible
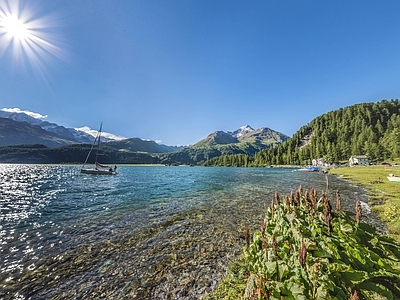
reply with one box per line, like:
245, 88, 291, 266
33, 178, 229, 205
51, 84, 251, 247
0, 144, 158, 164
204, 99, 400, 166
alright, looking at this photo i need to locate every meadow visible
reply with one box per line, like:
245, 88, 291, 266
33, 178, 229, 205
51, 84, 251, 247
329, 165, 400, 241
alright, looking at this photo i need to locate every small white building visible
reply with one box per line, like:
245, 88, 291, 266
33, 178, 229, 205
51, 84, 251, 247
312, 158, 327, 167
349, 155, 369, 166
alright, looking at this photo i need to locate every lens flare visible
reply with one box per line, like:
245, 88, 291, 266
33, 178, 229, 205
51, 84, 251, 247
2, 14, 29, 40
0, 0, 68, 80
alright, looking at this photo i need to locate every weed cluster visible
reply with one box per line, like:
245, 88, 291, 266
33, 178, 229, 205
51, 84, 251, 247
205, 187, 400, 300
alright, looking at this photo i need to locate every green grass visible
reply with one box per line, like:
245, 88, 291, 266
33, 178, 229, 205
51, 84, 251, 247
329, 165, 400, 241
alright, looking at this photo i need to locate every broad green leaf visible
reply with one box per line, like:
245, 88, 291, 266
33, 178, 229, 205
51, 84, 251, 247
266, 261, 277, 277
316, 284, 329, 300
357, 281, 395, 300
281, 281, 307, 300
312, 249, 332, 258
339, 222, 353, 233
277, 261, 290, 280
331, 286, 347, 299
358, 222, 377, 234
340, 270, 368, 287
370, 236, 379, 246
328, 262, 350, 273
304, 238, 318, 251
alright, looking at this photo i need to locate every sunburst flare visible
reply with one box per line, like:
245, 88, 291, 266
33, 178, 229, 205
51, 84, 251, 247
0, 0, 68, 79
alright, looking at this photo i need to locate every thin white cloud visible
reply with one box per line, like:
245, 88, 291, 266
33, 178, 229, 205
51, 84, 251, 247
75, 126, 126, 141
1, 107, 47, 119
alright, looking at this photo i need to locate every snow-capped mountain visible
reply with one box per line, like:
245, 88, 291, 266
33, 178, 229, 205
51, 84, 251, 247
194, 125, 288, 148
75, 126, 125, 141
0, 109, 92, 143
228, 125, 255, 138
0, 117, 79, 148
0, 108, 124, 145
0, 108, 179, 153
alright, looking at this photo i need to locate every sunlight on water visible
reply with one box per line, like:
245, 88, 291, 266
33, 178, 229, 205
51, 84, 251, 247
0, 164, 75, 279
0, 164, 67, 223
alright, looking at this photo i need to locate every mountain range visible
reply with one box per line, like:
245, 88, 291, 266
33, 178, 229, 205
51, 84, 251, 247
0, 110, 122, 146
195, 125, 287, 147
156, 126, 288, 165
0, 110, 288, 164
0, 110, 181, 152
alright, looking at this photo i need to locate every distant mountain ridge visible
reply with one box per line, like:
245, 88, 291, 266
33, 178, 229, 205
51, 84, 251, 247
0, 110, 95, 145
0, 110, 179, 152
194, 131, 238, 147
107, 138, 182, 153
0, 108, 288, 163
158, 125, 289, 165
194, 125, 288, 148
0, 118, 79, 148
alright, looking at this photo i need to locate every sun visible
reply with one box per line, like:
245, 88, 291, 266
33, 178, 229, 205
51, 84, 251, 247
2, 14, 30, 41
0, 0, 68, 79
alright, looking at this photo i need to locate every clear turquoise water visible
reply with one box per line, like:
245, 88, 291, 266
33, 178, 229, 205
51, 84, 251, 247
0, 165, 376, 299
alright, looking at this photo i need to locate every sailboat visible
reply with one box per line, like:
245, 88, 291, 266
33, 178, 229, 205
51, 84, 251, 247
81, 123, 118, 175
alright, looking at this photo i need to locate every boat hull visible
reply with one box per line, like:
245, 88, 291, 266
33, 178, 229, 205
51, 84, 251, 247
81, 168, 117, 175
299, 167, 319, 172
387, 176, 400, 182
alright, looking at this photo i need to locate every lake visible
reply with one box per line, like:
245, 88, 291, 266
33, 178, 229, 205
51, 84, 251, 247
0, 165, 382, 299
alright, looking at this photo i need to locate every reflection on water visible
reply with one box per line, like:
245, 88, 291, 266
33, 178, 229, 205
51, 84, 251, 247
0, 165, 383, 299
0, 165, 62, 223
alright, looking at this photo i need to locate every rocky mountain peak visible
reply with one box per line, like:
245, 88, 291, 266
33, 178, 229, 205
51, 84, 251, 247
228, 125, 255, 138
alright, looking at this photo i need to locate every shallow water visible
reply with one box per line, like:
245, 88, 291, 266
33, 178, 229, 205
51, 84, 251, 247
0, 165, 383, 299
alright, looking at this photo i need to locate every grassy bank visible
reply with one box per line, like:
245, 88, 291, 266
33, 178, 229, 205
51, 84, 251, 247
329, 166, 400, 241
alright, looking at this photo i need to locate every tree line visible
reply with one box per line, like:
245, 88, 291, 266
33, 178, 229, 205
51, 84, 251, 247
0, 144, 159, 164
204, 99, 400, 166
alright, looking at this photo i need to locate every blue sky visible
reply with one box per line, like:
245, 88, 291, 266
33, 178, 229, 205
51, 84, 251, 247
1, 0, 400, 145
